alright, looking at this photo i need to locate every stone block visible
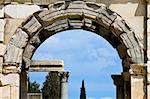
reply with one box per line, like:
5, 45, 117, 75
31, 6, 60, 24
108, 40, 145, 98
131, 75, 145, 99
0, 56, 3, 73
125, 16, 144, 46
0, 73, 20, 86
0, 73, 19, 99
4, 4, 40, 19
0, 19, 5, 42
23, 44, 35, 59
0, 5, 4, 18
33, 0, 56, 5
4, 44, 23, 63
0, 43, 6, 56
147, 50, 150, 60
11, 0, 32, 4
4, 18, 24, 44
10, 28, 28, 48
109, 3, 138, 18
23, 16, 42, 36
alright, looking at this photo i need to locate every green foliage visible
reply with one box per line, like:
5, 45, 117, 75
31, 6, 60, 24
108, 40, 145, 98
42, 72, 61, 99
28, 81, 41, 93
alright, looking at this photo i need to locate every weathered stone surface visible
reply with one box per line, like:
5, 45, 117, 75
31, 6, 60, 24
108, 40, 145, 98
131, 75, 145, 99
0, 19, 5, 42
130, 64, 147, 75
109, 3, 138, 18
4, 19, 24, 44
0, 56, 3, 72
116, 44, 127, 59
0, 5, 4, 18
4, 44, 23, 63
11, 0, 32, 3
0, 74, 19, 99
0, 43, 6, 56
4, 4, 40, 19
22, 16, 42, 36
125, 17, 144, 47
29, 60, 64, 72
45, 19, 69, 32
23, 44, 35, 59
10, 28, 28, 48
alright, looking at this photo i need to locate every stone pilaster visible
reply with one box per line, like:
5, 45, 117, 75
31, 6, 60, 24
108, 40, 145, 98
0, 73, 20, 99
0, 63, 21, 99
111, 75, 124, 99
59, 71, 70, 99
129, 64, 147, 99
147, 61, 150, 99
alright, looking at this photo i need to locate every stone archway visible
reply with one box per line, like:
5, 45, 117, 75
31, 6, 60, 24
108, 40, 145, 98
1, 1, 146, 99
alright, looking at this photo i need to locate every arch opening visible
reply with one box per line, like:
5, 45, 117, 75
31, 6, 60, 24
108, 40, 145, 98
30, 29, 122, 99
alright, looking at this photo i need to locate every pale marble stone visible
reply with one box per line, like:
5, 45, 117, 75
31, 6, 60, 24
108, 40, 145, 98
4, 19, 24, 44
125, 17, 144, 47
0, 74, 20, 99
23, 16, 42, 36
0, 19, 5, 42
4, 4, 40, 19
0, 5, 4, 18
4, 44, 23, 63
109, 3, 138, 18
0, 43, 6, 56
11, 28, 28, 48
0, 57, 3, 73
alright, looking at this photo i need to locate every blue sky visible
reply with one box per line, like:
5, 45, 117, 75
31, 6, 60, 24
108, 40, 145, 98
30, 30, 122, 99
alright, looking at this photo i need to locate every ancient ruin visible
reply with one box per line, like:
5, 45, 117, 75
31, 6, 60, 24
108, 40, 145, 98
0, 0, 150, 99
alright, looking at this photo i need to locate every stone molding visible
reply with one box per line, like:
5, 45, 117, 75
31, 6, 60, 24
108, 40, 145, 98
129, 64, 147, 76
2, 63, 21, 74
111, 75, 124, 86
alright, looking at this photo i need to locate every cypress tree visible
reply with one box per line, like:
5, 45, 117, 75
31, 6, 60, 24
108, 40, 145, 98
80, 80, 86, 99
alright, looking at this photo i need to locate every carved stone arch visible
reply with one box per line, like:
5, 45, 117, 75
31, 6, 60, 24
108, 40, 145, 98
4, 1, 144, 71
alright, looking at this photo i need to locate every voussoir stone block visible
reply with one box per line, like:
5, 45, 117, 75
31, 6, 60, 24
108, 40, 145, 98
10, 28, 28, 48
23, 44, 35, 59
22, 16, 42, 36
4, 19, 24, 44
4, 44, 23, 63
4, 4, 40, 19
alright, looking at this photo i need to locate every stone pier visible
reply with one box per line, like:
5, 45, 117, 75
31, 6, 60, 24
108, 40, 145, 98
129, 64, 147, 99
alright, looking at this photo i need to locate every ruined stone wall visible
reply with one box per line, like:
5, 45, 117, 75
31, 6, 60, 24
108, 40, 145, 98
0, 0, 149, 99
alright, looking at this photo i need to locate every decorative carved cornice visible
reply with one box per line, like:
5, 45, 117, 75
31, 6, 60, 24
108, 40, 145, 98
129, 64, 147, 76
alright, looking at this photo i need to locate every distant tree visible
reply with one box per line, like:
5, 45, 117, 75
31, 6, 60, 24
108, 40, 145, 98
28, 80, 41, 93
42, 71, 61, 99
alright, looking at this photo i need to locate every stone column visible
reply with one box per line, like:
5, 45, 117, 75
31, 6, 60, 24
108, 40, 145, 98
129, 64, 147, 99
59, 71, 70, 99
0, 63, 21, 99
111, 75, 124, 99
